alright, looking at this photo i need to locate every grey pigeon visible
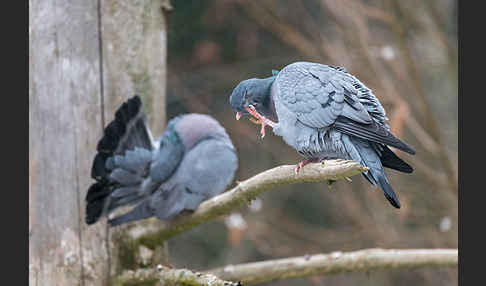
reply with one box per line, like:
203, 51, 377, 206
86, 95, 238, 226
229, 62, 415, 209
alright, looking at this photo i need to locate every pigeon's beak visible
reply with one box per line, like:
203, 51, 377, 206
236, 112, 242, 120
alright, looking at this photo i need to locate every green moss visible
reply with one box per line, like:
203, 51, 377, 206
137, 230, 172, 250
141, 0, 153, 36
113, 279, 159, 286
116, 235, 139, 270
130, 70, 152, 98
106, 0, 119, 16
128, 69, 153, 115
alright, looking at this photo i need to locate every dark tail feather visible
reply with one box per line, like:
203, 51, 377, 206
85, 182, 112, 225
91, 95, 151, 181
86, 95, 150, 225
378, 176, 401, 209
335, 117, 416, 155
380, 146, 413, 174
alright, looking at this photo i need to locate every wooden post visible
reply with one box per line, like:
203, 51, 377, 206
29, 0, 169, 285
101, 0, 170, 136
29, 0, 109, 284
100, 0, 171, 273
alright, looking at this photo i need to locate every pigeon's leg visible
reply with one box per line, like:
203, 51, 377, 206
249, 117, 261, 125
246, 105, 276, 138
295, 158, 320, 174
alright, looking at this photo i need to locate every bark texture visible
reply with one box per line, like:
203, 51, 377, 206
209, 248, 458, 285
114, 266, 241, 286
29, 0, 169, 285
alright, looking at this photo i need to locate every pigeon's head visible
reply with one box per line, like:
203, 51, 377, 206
230, 78, 270, 120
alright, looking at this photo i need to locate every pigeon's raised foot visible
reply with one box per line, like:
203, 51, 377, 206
295, 158, 320, 174
245, 105, 276, 138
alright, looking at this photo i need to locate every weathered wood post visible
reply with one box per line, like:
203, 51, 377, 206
29, 0, 169, 285
100, 0, 172, 274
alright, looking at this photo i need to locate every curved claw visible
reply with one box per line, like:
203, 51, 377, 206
245, 105, 277, 139
249, 117, 261, 124
295, 162, 305, 174
295, 158, 321, 174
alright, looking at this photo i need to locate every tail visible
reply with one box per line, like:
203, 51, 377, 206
108, 199, 154, 226
361, 165, 401, 209
377, 175, 400, 209
344, 135, 401, 209
379, 145, 413, 174
85, 95, 154, 225
108, 185, 187, 226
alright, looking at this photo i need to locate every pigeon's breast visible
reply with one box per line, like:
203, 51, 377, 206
272, 82, 299, 148
297, 129, 350, 160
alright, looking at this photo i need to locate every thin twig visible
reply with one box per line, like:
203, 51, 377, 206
241, 1, 323, 61
389, 0, 458, 194
208, 248, 458, 285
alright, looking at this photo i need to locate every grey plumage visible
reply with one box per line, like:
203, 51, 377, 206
86, 96, 238, 226
230, 61, 414, 208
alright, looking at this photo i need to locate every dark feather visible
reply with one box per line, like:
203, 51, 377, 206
334, 116, 415, 155
86, 95, 153, 225
85, 182, 109, 224
378, 176, 401, 209
379, 145, 413, 173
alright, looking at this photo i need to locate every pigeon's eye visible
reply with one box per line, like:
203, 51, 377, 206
249, 98, 259, 106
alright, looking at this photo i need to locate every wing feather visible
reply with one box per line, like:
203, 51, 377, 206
334, 116, 415, 154
275, 62, 414, 154
275, 62, 374, 129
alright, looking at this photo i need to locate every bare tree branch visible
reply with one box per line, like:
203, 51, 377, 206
113, 265, 241, 286
136, 160, 368, 245
208, 248, 458, 285
240, 1, 323, 61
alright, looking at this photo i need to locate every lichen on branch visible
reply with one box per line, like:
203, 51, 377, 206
113, 265, 241, 286
208, 248, 458, 285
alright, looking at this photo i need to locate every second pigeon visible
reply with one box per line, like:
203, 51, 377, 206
86, 95, 238, 226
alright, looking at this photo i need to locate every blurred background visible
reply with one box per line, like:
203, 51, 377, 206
163, 0, 457, 285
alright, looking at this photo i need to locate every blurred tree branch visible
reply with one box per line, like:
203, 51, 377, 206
134, 160, 367, 245
388, 0, 458, 194
114, 248, 457, 285
113, 265, 241, 286
208, 248, 458, 285
240, 1, 323, 61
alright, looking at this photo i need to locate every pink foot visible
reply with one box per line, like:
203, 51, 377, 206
245, 105, 276, 138
295, 158, 320, 174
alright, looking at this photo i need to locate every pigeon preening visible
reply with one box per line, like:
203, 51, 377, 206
86, 95, 238, 226
229, 62, 415, 209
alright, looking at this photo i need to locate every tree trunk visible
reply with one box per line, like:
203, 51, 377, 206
29, 0, 169, 285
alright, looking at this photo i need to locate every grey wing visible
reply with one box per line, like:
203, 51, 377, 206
151, 138, 238, 220
277, 62, 415, 154
276, 62, 373, 129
